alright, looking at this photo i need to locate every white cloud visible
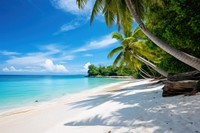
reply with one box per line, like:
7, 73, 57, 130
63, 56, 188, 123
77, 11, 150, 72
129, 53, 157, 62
84, 54, 93, 57
9, 66, 17, 71
41, 44, 60, 53
2, 66, 22, 72
3, 56, 69, 73
73, 34, 118, 53
84, 62, 91, 70
60, 22, 79, 31
5, 44, 74, 67
2, 67, 9, 72
50, 0, 92, 16
50, 0, 106, 34
81, 62, 91, 73
1, 44, 75, 73
43, 59, 68, 72
54, 17, 88, 35
6, 54, 47, 66
50, 0, 93, 34
87, 35, 117, 48
2, 66, 46, 73
39, 44, 63, 54
0, 50, 20, 56
54, 55, 74, 61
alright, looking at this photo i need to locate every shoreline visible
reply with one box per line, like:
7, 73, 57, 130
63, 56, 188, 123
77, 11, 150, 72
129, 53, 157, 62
86, 75, 135, 79
0, 80, 131, 116
1, 79, 200, 133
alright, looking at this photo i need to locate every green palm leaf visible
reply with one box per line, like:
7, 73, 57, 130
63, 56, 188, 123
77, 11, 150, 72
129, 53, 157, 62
112, 32, 123, 42
76, 0, 88, 9
104, 9, 115, 27
131, 26, 146, 40
90, 0, 103, 25
122, 37, 137, 46
107, 46, 123, 58
113, 52, 123, 68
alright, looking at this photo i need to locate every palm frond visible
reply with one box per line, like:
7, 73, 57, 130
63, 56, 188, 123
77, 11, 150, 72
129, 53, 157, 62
133, 41, 161, 63
122, 37, 137, 46
115, 0, 124, 31
103, 8, 115, 27
131, 26, 146, 40
107, 46, 123, 58
113, 52, 123, 68
112, 32, 123, 41
119, 58, 125, 69
145, 0, 165, 8
90, 0, 103, 25
76, 0, 88, 9
122, 10, 134, 35
126, 50, 142, 69
116, 0, 133, 34
131, 0, 145, 19
102, 0, 116, 27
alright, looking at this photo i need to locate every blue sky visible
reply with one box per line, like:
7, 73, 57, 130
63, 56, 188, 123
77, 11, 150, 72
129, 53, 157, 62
0, 0, 121, 75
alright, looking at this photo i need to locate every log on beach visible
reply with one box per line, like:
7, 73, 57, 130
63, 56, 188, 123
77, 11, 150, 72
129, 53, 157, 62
167, 70, 200, 81
162, 80, 198, 97
162, 70, 200, 97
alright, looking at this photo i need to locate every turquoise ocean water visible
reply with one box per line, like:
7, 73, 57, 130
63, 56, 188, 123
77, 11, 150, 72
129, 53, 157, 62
0, 75, 123, 112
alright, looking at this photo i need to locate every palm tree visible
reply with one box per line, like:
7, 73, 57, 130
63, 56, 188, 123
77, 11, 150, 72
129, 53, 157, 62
76, 0, 200, 71
108, 29, 168, 77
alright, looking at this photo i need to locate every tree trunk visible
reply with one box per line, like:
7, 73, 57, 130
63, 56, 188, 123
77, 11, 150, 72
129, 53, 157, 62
193, 80, 200, 93
162, 80, 198, 97
162, 71, 200, 96
167, 70, 200, 81
133, 53, 168, 77
140, 73, 149, 79
146, 65, 156, 77
125, 0, 200, 71
139, 68, 153, 78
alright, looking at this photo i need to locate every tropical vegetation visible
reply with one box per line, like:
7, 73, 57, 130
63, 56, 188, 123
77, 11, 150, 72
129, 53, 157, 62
77, 0, 200, 76
88, 64, 140, 77
108, 27, 168, 77
145, 0, 200, 73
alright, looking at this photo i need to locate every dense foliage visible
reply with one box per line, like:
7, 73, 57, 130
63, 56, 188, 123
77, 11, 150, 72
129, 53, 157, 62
87, 64, 140, 77
81, 0, 200, 77
145, 0, 200, 73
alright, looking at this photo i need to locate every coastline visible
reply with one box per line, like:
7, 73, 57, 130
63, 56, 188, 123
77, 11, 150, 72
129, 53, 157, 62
0, 76, 126, 114
0, 80, 131, 116
86, 75, 135, 79
0, 79, 200, 133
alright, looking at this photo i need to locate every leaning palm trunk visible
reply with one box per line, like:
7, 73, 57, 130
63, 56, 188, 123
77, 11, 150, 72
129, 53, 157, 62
139, 68, 153, 78
140, 73, 150, 79
132, 52, 168, 77
146, 65, 156, 77
125, 0, 200, 71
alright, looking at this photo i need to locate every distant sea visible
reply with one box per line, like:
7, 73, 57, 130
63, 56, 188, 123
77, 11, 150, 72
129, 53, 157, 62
0, 75, 123, 112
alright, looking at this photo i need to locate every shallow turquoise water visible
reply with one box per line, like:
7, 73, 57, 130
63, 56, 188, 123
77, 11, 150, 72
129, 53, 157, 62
0, 75, 123, 111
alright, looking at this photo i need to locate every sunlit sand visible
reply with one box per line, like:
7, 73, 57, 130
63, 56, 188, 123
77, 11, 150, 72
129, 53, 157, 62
0, 79, 200, 133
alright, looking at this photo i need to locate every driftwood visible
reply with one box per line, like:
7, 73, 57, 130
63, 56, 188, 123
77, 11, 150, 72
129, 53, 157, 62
162, 71, 200, 97
187, 80, 200, 95
162, 80, 198, 97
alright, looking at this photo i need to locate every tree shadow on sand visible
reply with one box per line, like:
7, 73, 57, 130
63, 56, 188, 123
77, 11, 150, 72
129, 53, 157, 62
64, 81, 200, 133
68, 81, 161, 110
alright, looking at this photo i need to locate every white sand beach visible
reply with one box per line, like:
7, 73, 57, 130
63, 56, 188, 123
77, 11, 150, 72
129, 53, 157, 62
0, 79, 200, 133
